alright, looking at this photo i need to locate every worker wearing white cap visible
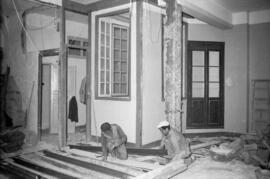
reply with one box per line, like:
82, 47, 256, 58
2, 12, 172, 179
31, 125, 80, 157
157, 120, 191, 163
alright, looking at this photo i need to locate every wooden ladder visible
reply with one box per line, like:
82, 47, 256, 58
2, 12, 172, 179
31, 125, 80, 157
251, 79, 270, 133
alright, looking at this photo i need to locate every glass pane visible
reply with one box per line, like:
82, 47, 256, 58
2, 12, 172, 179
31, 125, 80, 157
121, 84, 127, 94
106, 83, 110, 94
209, 67, 219, 82
69, 48, 80, 56
121, 29, 127, 39
121, 51, 127, 61
69, 39, 80, 46
100, 46, 105, 57
114, 72, 121, 83
122, 73, 127, 83
209, 51, 220, 66
106, 71, 110, 82
101, 21, 105, 33
83, 41, 88, 47
114, 27, 121, 38
192, 51, 204, 66
83, 49, 87, 56
121, 40, 127, 50
100, 71, 105, 82
114, 50, 120, 60
114, 39, 120, 49
106, 35, 110, 46
106, 23, 110, 34
100, 83, 105, 95
192, 67, 204, 81
121, 62, 127, 72
106, 59, 110, 70
113, 83, 120, 93
101, 34, 105, 45
106, 47, 110, 58
192, 82, 204, 97
209, 83, 219, 97
114, 61, 120, 72
100, 58, 105, 70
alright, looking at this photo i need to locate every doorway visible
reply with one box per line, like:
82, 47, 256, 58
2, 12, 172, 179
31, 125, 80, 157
187, 41, 224, 129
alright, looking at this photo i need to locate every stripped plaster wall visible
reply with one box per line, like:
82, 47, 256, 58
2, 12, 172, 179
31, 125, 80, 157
141, 3, 165, 145
3, 11, 88, 134
2, 14, 39, 133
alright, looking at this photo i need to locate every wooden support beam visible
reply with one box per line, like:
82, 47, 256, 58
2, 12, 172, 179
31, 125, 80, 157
66, 148, 159, 171
0, 159, 56, 179
69, 144, 166, 156
163, 0, 183, 132
43, 150, 134, 178
63, 149, 145, 176
12, 157, 76, 179
135, 160, 187, 179
86, 12, 92, 143
191, 140, 222, 151
136, 0, 143, 148
59, 1, 67, 147
64, 0, 88, 14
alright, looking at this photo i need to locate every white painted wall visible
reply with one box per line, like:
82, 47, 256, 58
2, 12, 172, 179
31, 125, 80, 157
91, 3, 137, 143
141, 3, 165, 145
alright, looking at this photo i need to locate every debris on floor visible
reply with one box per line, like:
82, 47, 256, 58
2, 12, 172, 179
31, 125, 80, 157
1, 126, 270, 178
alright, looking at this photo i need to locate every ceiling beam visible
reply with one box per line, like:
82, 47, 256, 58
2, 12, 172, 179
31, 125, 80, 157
177, 0, 233, 29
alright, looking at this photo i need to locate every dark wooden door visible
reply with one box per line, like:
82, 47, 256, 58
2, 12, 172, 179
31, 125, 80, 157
187, 41, 224, 129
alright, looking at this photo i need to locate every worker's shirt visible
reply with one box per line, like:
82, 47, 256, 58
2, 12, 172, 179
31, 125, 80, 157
161, 128, 190, 159
101, 124, 127, 159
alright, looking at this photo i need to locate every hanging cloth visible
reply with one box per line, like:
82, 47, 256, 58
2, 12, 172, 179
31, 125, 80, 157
68, 96, 78, 122
79, 77, 87, 104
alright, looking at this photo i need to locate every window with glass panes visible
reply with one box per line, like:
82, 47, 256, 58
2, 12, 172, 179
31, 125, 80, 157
98, 20, 129, 97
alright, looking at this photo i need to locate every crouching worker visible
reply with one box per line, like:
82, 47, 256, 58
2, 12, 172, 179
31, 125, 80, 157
157, 121, 191, 164
100, 122, 128, 161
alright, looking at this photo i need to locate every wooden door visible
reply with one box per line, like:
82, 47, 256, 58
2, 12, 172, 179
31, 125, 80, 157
187, 41, 224, 129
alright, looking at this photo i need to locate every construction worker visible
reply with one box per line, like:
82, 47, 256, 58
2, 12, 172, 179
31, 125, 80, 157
157, 120, 191, 163
100, 122, 128, 160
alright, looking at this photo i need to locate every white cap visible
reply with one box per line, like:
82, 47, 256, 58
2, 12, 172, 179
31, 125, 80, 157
157, 120, 170, 129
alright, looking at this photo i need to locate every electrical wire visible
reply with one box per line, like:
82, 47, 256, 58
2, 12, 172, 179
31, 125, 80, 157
11, 0, 41, 54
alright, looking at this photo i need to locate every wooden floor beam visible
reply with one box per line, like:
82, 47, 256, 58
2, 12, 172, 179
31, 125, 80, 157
43, 150, 133, 178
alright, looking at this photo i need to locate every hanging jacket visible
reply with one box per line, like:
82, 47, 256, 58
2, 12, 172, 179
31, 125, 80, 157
68, 96, 78, 122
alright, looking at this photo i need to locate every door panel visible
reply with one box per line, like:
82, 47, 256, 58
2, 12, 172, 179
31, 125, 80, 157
187, 41, 224, 129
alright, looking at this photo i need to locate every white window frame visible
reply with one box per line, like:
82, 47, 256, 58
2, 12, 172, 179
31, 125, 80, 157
97, 18, 129, 99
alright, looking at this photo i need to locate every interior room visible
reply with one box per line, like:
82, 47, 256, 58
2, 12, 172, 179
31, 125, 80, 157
0, 0, 270, 178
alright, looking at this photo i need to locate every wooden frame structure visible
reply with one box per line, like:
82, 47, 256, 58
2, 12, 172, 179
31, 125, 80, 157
58, 0, 180, 147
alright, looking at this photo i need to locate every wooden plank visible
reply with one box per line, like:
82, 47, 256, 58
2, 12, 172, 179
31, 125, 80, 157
191, 140, 222, 150
1, 159, 56, 179
65, 149, 144, 176
59, 2, 67, 147
28, 153, 104, 179
135, 160, 187, 179
67, 148, 159, 171
43, 150, 134, 178
69, 144, 166, 156
86, 12, 92, 142
12, 157, 76, 179
65, 0, 88, 14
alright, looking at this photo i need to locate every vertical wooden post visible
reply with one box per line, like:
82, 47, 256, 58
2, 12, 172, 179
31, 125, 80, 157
59, 2, 67, 147
136, 0, 143, 147
86, 12, 92, 142
164, 0, 183, 132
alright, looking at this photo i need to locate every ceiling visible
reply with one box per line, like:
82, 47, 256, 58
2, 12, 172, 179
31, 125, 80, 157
208, 0, 270, 13
70, 0, 270, 13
